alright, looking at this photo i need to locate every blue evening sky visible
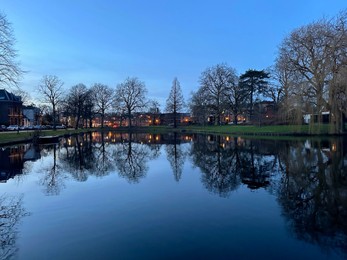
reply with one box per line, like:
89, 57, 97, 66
2, 0, 346, 109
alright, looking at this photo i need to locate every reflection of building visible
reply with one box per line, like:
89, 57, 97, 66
0, 144, 41, 183
0, 89, 23, 126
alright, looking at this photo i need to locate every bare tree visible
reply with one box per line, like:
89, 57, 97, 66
199, 64, 237, 125
278, 21, 332, 122
0, 12, 22, 89
64, 83, 91, 129
165, 77, 185, 128
276, 11, 347, 132
114, 77, 147, 128
190, 88, 210, 125
328, 11, 347, 133
37, 75, 64, 129
91, 83, 113, 128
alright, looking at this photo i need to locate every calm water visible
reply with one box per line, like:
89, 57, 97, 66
0, 132, 346, 259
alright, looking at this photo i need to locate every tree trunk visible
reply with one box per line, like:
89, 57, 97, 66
53, 104, 56, 130
173, 110, 177, 128
128, 108, 132, 129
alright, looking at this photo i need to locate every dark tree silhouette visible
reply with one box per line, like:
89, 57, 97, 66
0, 12, 23, 88
91, 83, 114, 128
37, 75, 64, 129
239, 69, 269, 120
165, 77, 185, 128
115, 77, 147, 128
198, 64, 238, 125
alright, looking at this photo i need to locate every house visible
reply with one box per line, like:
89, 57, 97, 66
22, 105, 41, 126
0, 89, 23, 126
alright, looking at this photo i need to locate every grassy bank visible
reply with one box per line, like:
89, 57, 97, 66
104, 124, 335, 136
181, 124, 334, 136
0, 128, 93, 145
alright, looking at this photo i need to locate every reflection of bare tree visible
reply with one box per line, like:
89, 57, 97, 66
113, 134, 155, 183
165, 133, 187, 181
190, 135, 241, 197
92, 132, 115, 177
277, 138, 347, 257
60, 134, 95, 182
190, 136, 284, 196
237, 140, 274, 189
39, 144, 67, 195
0, 194, 29, 259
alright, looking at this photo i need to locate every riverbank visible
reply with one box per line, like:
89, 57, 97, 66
0, 128, 93, 146
0, 124, 346, 146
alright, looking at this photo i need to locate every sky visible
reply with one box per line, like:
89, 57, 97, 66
1, 0, 347, 109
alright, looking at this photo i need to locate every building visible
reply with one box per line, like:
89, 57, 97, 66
22, 105, 41, 126
159, 113, 192, 126
0, 89, 23, 126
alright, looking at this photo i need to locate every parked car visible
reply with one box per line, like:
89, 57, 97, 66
0, 125, 7, 131
7, 125, 19, 131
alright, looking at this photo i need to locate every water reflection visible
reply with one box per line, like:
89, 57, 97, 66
276, 138, 347, 255
0, 194, 29, 259
0, 133, 346, 257
0, 144, 40, 182
190, 135, 241, 196
165, 132, 188, 181
113, 133, 159, 183
39, 144, 67, 195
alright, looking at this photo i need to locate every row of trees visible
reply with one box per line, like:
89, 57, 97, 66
37, 75, 185, 129
190, 64, 270, 125
191, 10, 347, 133
36, 64, 273, 129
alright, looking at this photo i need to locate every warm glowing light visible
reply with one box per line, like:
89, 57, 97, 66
332, 144, 337, 152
